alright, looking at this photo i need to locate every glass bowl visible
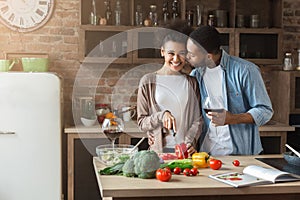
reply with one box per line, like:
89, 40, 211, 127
96, 144, 137, 166
283, 152, 300, 166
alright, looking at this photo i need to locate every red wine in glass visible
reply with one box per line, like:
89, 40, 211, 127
102, 117, 124, 150
103, 130, 124, 142
204, 108, 224, 113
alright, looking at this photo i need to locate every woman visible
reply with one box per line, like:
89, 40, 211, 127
137, 21, 203, 155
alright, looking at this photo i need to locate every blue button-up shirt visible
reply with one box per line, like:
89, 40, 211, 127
191, 50, 273, 155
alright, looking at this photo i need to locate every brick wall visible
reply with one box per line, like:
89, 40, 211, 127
0, 0, 81, 126
0, 0, 299, 126
283, 0, 300, 52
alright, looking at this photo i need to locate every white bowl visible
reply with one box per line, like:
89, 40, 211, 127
96, 144, 137, 166
80, 117, 97, 127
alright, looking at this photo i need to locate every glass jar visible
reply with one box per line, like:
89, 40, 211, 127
149, 4, 158, 26
162, 2, 170, 24
283, 52, 293, 71
115, 0, 121, 26
186, 10, 194, 27
172, 0, 180, 20
135, 5, 143, 26
250, 15, 259, 28
104, 0, 112, 25
208, 14, 216, 26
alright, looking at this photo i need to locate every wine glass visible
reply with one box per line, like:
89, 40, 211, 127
202, 96, 224, 153
102, 117, 125, 150
202, 96, 224, 115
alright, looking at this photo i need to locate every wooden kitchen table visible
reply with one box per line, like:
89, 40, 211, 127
93, 155, 300, 200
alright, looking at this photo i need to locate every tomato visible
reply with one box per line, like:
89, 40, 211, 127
173, 167, 181, 175
165, 166, 171, 172
190, 168, 199, 176
175, 143, 188, 159
232, 159, 240, 167
156, 168, 172, 182
183, 168, 191, 176
209, 159, 222, 170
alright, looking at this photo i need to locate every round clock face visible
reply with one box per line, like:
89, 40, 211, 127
0, 0, 54, 32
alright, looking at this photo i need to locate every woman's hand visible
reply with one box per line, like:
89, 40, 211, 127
186, 143, 197, 156
162, 111, 177, 132
147, 133, 155, 146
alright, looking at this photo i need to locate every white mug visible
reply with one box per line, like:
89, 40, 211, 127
122, 106, 136, 122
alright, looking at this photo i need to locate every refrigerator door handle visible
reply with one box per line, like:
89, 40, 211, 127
0, 131, 15, 135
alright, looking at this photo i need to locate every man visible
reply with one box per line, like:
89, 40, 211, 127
186, 26, 273, 155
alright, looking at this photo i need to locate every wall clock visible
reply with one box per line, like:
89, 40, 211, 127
0, 0, 54, 32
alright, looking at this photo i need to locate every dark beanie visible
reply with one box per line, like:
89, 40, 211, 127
189, 25, 221, 54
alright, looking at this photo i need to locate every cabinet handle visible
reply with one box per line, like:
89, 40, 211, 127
0, 131, 15, 135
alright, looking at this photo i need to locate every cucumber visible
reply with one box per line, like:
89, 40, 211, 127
160, 159, 193, 170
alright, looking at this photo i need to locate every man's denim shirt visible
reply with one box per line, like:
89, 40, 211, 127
190, 50, 273, 155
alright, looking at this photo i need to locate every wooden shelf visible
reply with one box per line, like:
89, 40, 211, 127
79, 0, 283, 65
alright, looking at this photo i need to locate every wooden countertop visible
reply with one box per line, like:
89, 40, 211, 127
93, 154, 300, 200
64, 120, 295, 134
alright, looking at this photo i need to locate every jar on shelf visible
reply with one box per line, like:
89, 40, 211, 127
104, 0, 112, 25
171, 0, 180, 20
208, 14, 216, 26
236, 14, 245, 28
186, 10, 194, 27
162, 2, 170, 25
114, 0, 121, 26
283, 52, 293, 71
149, 4, 158, 26
250, 15, 259, 28
135, 5, 143, 26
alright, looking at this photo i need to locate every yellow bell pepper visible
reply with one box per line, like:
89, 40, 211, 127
192, 152, 210, 168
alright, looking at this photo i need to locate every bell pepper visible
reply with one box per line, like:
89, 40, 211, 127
192, 152, 210, 168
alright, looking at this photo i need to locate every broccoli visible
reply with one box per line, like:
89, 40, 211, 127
122, 150, 161, 179
122, 157, 136, 177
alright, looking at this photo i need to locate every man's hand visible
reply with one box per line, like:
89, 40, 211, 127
206, 109, 227, 126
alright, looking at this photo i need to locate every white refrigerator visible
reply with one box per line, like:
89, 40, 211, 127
0, 73, 62, 200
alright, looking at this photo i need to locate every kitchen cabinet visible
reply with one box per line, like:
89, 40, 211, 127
269, 71, 300, 124
79, 0, 282, 65
65, 122, 147, 200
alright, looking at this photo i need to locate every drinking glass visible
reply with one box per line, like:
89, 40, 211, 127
102, 117, 124, 150
202, 96, 224, 114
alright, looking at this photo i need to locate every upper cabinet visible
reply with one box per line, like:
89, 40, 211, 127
79, 0, 283, 65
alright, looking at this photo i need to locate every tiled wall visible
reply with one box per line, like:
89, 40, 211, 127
0, 0, 299, 126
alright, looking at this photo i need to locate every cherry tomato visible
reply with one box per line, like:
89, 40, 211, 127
173, 167, 181, 175
209, 159, 222, 170
232, 159, 240, 167
165, 166, 172, 172
190, 168, 199, 176
156, 168, 172, 182
175, 143, 188, 159
183, 168, 191, 176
